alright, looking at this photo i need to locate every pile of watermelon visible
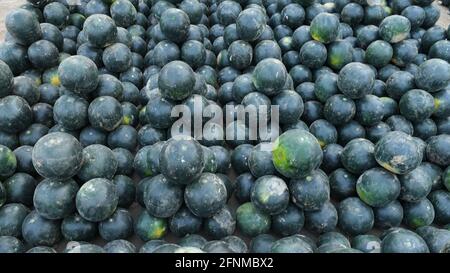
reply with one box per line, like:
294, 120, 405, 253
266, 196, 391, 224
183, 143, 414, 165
0, 0, 450, 253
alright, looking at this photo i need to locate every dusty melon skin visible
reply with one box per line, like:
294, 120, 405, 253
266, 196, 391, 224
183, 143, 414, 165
143, 174, 183, 218
272, 129, 323, 179
0, 236, 25, 253
33, 178, 79, 220
83, 14, 118, 48
337, 62, 375, 99
0, 95, 33, 134
378, 15, 411, 43
374, 131, 422, 175
58, 55, 99, 95
250, 175, 289, 215
75, 178, 118, 222
32, 132, 83, 180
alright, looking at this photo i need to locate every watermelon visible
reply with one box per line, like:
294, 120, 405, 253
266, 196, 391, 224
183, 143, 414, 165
375, 131, 422, 174
378, 15, 411, 43
310, 13, 340, 44
272, 129, 323, 178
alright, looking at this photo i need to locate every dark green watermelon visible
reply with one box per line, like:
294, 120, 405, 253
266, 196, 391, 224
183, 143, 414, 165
352, 234, 381, 253
398, 165, 432, 202
252, 58, 287, 96
110, 0, 137, 27
26, 246, 57, 253
0, 236, 25, 253
65, 242, 105, 253
299, 41, 327, 69
356, 168, 401, 207
104, 240, 136, 253
228, 40, 252, 70
338, 197, 374, 236
178, 234, 207, 249
415, 59, 450, 93
341, 2, 364, 26
158, 61, 195, 101
309, 119, 337, 148
4, 173, 37, 206
98, 209, 133, 241
378, 15, 411, 43
112, 175, 135, 208
271, 236, 314, 253
160, 8, 190, 43
290, 169, 330, 211
314, 72, 338, 103
323, 94, 355, 126
77, 144, 117, 182
184, 173, 227, 217
416, 226, 450, 253
375, 131, 422, 174
75, 178, 118, 222
399, 89, 434, 122
169, 206, 202, 237
5, 9, 42, 46
58, 55, 98, 94
428, 190, 450, 225
204, 206, 236, 239
33, 178, 78, 220
61, 212, 97, 241
249, 234, 276, 253
426, 134, 450, 166
403, 198, 435, 229
0, 95, 33, 134
304, 201, 338, 234
102, 43, 132, 73
236, 8, 265, 42
135, 210, 167, 241
144, 96, 175, 129
88, 96, 123, 132
250, 175, 289, 215
328, 168, 357, 199
337, 62, 375, 99
28, 40, 59, 69
392, 39, 418, 67
138, 125, 166, 147
0, 203, 29, 237
22, 210, 61, 247
133, 143, 164, 179
107, 125, 137, 151
272, 129, 323, 178
143, 174, 183, 218
341, 138, 377, 174
0, 60, 14, 98
0, 145, 16, 178
32, 132, 83, 179
310, 13, 340, 44
374, 201, 404, 229
236, 202, 271, 237
159, 136, 204, 185
381, 228, 429, 253
14, 145, 36, 175
326, 40, 353, 70
53, 94, 89, 131
365, 40, 393, 68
